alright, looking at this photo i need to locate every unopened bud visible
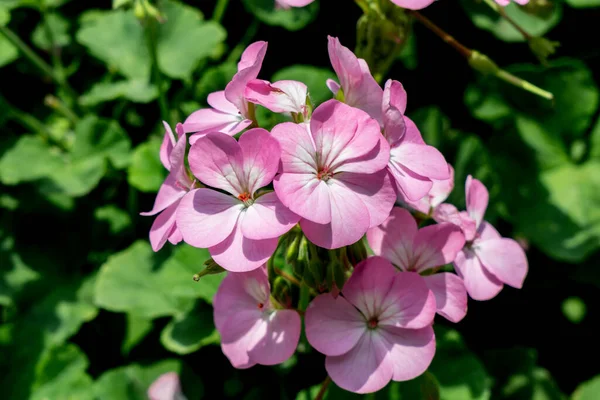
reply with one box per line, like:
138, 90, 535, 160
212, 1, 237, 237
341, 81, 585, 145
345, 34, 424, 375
529, 36, 559, 65
134, 0, 165, 23
347, 241, 368, 265
285, 233, 301, 264
193, 258, 225, 281
272, 276, 291, 306
468, 51, 500, 76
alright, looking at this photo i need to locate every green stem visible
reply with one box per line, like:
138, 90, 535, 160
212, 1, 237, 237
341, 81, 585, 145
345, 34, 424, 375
212, 0, 230, 23
496, 69, 554, 101
314, 376, 331, 400
298, 284, 310, 312
226, 18, 260, 64
0, 25, 79, 101
482, 0, 531, 40
44, 95, 79, 124
143, 11, 169, 124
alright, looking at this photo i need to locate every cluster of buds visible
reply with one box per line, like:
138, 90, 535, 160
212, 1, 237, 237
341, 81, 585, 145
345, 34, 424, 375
141, 35, 528, 394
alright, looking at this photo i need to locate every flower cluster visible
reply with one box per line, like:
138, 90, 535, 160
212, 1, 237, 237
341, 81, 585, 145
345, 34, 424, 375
142, 36, 528, 394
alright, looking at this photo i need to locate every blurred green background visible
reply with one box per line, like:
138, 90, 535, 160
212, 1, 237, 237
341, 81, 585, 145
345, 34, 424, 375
1, 0, 600, 399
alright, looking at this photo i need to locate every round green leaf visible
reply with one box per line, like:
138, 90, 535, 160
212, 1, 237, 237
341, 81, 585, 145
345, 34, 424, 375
565, 0, 600, 8
160, 301, 219, 354
31, 13, 71, 50
127, 137, 166, 193
242, 0, 319, 31
573, 376, 600, 400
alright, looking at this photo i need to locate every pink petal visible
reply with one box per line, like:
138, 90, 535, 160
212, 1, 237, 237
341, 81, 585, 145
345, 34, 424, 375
334, 170, 396, 228
388, 159, 433, 202
433, 204, 478, 242
476, 238, 528, 289
149, 201, 180, 252
341, 256, 399, 318
148, 372, 184, 400
423, 273, 467, 323
310, 100, 383, 173
367, 207, 418, 271
188, 132, 245, 196
273, 173, 331, 224
389, 0, 436, 10
241, 192, 300, 240
159, 121, 175, 170
245, 79, 308, 114
305, 293, 367, 357
382, 79, 407, 145
377, 271, 437, 329
169, 133, 193, 190
167, 228, 183, 245
391, 142, 450, 181
239, 128, 281, 195
466, 175, 489, 229
326, 79, 340, 95
207, 90, 240, 114
335, 135, 391, 175
412, 222, 466, 272
210, 221, 279, 272
220, 312, 264, 369
176, 189, 243, 248
378, 325, 436, 381
299, 181, 370, 249
478, 221, 501, 241
248, 310, 301, 365
402, 116, 426, 145
213, 268, 270, 325
325, 331, 394, 394
272, 121, 318, 174
277, 0, 315, 6
183, 107, 251, 138
454, 249, 503, 301
140, 174, 187, 216
225, 41, 268, 115
404, 164, 454, 215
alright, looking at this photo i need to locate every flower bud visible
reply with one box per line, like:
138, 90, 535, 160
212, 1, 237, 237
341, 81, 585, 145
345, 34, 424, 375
193, 258, 225, 281
272, 276, 291, 307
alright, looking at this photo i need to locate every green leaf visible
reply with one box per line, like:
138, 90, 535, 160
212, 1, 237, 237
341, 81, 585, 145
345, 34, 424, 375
565, 0, 600, 8
31, 344, 94, 400
0, 21, 17, 68
194, 62, 237, 101
122, 313, 154, 355
160, 300, 219, 354
94, 205, 132, 235
31, 13, 70, 50
80, 79, 158, 106
76, 9, 150, 80
0, 7, 10, 25
71, 115, 131, 169
460, 0, 562, 42
573, 375, 600, 400
156, 0, 226, 80
0, 235, 41, 306
514, 116, 570, 169
272, 65, 335, 106
589, 116, 600, 160
94, 241, 219, 318
127, 136, 166, 193
561, 296, 587, 324
0, 136, 64, 185
113, 0, 132, 8
242, 0, 319, 31
429, 327, 492, 400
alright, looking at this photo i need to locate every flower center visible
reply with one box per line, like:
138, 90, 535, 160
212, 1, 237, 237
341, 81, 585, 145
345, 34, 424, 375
367, 317, 378, 329
257, 302, 264, 310
316, 167, 333, 181
237, 192, 254, 206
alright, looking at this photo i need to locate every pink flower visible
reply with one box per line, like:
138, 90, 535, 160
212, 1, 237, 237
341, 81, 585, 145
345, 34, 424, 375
183, 41, 267, 141
147, 372, 187, 400
495, 0, 529, 6
272, 100, 395, 249
305, 257, 436, 394
389, 0, 437, 10
367, 207, 467, 322
275, 0, 315, 9
442, 176, 528, 300
176, 128, 300, 272
245, 79, 308, 118
382, 80, 450, 202
214, 267, 301, 368
141, 122, 193, 251
404, 164, 455, 215
327, 36, 383, 123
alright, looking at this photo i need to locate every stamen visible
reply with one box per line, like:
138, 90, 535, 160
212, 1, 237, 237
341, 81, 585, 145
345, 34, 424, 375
257, 302, 264, 310
316, 167, 333, 181
238, 192, 251, 202
367, 317, 378, 329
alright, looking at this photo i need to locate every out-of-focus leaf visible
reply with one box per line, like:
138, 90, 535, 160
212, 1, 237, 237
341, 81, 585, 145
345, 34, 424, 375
561, 296, 586, 324
272, 65, 334, 106
460, 0, 562, 42
76, 9, 150, 80
514, 116, 570, 169
31, 344, 94, 400
71, 115, 131, 169
160, 300, 219, 354
242, 0, 319, 31
0, 7, 10, 25
31, 13, 70, 50
589, 116, 600, 160
565, 0, 600, 8
194, 62, 237, 101
94, 241, 219, 318
127, 136, 166, 193
0, 235, 41, 306
113, 0, 132, 8
94, 205, 132, 235
573, 375, 600, 400
122, 314, 153, 355
0, 8, 17, 68
0, 136, 64, 185
429, 327, 492, 400
79, 80, 158, 106
398, 31, 418, 70
1, 0, 71, 9
156, 0, 226, 80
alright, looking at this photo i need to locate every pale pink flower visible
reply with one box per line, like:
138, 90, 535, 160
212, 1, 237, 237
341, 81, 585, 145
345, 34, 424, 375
275, 0, 315, 9
245, 79, 308, 118
176, 128, 300, 272
389, 0, 437, 10
272, 100, 395, 249
440, 176, 528, 300
368, 207, 467, 322
148, 372, 187, 400
214, 267, 301, 369
327, 36, 383, 123
141, 122, 192, 251
305, 257, 436, 394
382, 80, 450, 202
183, 41, 268, 141
404, 164, 454, 215
495, 0, 529, 6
